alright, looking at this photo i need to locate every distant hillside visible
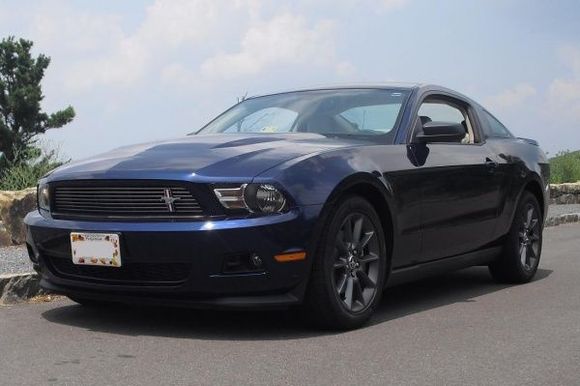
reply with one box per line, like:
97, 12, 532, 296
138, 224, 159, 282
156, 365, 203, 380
550, 150, 580, 184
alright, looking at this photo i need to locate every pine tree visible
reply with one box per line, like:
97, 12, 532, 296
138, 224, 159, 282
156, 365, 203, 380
0, 36, 75, 169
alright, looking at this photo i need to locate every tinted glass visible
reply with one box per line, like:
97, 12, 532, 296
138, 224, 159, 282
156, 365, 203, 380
196, 89, 409, 140
418, 102, 465, 124
482, 110, 513, 138
417, 100, 473, 143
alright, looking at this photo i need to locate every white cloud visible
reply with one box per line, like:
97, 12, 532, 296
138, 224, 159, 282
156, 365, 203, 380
379, 0, 409, 11
20, 0, 360, 90
161, 62, 197, 85
201, 13, 347, 78
0, 0, 413, 159
549, 78, 580, 102
336, 61, 357, 77
2, 0, 413, 91
547, 45, 580, 120
484, 83, 537, 110
30, 6, 124, 54
295, 0, 409, 12
558, 45, 580, 76
66, 39, 150, 90
10, 3, 128, 94
64, 0, 227, 90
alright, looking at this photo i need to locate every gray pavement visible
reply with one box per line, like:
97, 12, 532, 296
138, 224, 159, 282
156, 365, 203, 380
0, 224, 579, 385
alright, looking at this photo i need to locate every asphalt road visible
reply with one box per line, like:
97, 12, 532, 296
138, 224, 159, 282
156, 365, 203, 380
1, 224, 579, 386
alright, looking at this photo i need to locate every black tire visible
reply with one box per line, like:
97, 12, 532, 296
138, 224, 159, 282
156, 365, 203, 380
303, 195, 387, 330
489, 191, 543, 283
67, 296, 117, 307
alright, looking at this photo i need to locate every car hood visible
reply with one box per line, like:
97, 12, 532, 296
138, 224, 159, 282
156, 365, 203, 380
46, 133, 362, 182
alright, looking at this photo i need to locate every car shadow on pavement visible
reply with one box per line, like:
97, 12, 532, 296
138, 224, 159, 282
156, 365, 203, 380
41, 266, 552, 341
371, 267, 552, 326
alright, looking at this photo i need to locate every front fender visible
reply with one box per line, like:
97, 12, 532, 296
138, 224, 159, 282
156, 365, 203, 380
255, 144, 431, 269
254, 147, 390, 207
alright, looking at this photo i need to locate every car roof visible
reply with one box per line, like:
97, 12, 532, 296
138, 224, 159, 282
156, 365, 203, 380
248, 82, 420, 98
247, 83, 475, 104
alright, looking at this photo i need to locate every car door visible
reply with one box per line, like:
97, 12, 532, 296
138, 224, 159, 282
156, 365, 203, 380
409, 95, 505, 262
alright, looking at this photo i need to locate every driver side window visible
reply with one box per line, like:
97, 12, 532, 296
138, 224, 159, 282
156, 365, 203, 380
417, 100, 476, 144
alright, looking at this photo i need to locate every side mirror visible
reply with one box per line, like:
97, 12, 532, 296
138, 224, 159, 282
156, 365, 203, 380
415, 121, 465, 143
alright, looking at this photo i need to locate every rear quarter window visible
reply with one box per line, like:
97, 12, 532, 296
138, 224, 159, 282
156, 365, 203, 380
481, 110, 513, 138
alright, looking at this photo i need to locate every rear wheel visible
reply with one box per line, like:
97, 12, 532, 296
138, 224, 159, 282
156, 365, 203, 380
489, 191, 543, 283
304, 196, 387, 330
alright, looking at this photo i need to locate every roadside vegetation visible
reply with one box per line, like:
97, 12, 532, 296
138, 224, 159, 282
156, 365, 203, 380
550, 150, 580, 184
0, 146, 64, 190
0, 36, 74, 190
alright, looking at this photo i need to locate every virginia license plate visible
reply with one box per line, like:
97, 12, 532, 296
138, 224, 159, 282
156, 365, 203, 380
70, 232, 121, 267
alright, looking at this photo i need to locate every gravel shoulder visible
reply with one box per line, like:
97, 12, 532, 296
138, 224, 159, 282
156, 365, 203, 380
0, 246, 32, 274
548, 203, 580, 217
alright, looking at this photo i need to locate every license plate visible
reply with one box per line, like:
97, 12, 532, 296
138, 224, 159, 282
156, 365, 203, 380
70, 232, 121, 267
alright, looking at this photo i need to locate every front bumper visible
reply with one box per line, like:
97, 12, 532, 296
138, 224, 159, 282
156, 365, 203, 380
24, 206, 322, 309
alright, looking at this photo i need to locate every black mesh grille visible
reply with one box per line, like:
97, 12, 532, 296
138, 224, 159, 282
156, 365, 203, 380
52, 184, 203, 219
46, 256, 190, 285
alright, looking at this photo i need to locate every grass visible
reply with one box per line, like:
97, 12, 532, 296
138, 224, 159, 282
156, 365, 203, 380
550, 150, 580, 184
0, 144, 65, 191
0, 161, 57, 191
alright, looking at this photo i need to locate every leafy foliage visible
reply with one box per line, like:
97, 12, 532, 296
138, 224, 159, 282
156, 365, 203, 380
0, 36, 75, 169
0, 147, 64, 190
550, 150, 580, 184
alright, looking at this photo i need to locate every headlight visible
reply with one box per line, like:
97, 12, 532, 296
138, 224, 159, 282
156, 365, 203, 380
38, 183, 50, 212
245, 184, 286, 213
213, 183, 287, 214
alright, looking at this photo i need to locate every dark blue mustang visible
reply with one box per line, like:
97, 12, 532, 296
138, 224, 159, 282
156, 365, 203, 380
25, 84, 549, 329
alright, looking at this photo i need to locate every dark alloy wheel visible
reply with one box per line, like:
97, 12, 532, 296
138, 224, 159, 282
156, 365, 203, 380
332, 213, 381, 313
518, 202, 541, 272
304, 195, 387, 330
489, 191, 543, 283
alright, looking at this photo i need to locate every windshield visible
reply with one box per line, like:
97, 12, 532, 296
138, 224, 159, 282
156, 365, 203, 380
195, 89, 409, 139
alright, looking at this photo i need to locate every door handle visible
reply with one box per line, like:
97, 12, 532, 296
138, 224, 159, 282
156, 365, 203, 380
485, 157, 499, 171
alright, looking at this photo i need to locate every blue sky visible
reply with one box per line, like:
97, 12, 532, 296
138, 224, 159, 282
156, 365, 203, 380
1, 0, 579, 159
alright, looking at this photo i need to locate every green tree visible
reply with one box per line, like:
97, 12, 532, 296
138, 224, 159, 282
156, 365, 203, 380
0, 36, 75, 169
550, 150, 580, 184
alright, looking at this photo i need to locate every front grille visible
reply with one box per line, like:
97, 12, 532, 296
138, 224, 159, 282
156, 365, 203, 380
47, 256, 190, 285
53, 184, 204, 219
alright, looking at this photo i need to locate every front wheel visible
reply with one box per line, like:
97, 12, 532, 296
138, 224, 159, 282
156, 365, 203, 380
489, 191, 543, 283
303, 196, 387, 330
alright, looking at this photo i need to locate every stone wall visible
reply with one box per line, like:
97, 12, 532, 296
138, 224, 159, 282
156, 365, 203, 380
0, 188, 36, 246
550, 182, 580, 205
